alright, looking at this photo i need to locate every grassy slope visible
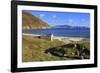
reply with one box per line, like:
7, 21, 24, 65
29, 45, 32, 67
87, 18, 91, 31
22, 11, 49, 28
22, 35, 90, 62
22, 35, 65, 62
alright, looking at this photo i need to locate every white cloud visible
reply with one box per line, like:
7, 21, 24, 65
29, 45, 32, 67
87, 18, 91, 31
81, 19, 86, 22
52, 15, 57, 18
39, 14, 45, 17
68, 19, 73, 23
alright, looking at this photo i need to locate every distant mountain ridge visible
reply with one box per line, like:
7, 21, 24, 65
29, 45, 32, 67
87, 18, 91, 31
53, 25, 90, 29
22, 11, 49, 29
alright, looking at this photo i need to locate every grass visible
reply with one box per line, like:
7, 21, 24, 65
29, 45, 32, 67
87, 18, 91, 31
22, 35, 90, 62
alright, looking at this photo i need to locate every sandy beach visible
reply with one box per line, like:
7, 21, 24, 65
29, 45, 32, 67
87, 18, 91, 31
54, 37, 84, 44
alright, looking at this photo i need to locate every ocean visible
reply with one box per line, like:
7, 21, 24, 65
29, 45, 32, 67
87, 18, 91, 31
23, 28, 90, 38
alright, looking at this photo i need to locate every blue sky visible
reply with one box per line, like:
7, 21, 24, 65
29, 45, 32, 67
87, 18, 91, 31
23, 10, 90, 28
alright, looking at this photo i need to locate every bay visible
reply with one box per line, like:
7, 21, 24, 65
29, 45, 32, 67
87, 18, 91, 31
23, 28, 90, 38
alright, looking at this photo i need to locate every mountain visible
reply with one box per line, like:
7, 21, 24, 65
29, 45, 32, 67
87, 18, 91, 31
54, 25, 72, 28
22, 11, 49, 29
53, 25, 89, 29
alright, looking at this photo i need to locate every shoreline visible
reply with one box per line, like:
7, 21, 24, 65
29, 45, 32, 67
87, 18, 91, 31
22, 33, 89, 42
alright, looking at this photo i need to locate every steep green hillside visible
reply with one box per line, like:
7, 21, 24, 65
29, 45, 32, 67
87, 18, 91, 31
22, 11, 49, 29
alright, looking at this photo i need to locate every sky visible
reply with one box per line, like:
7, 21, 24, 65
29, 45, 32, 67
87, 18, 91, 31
23, 10, 90, 28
